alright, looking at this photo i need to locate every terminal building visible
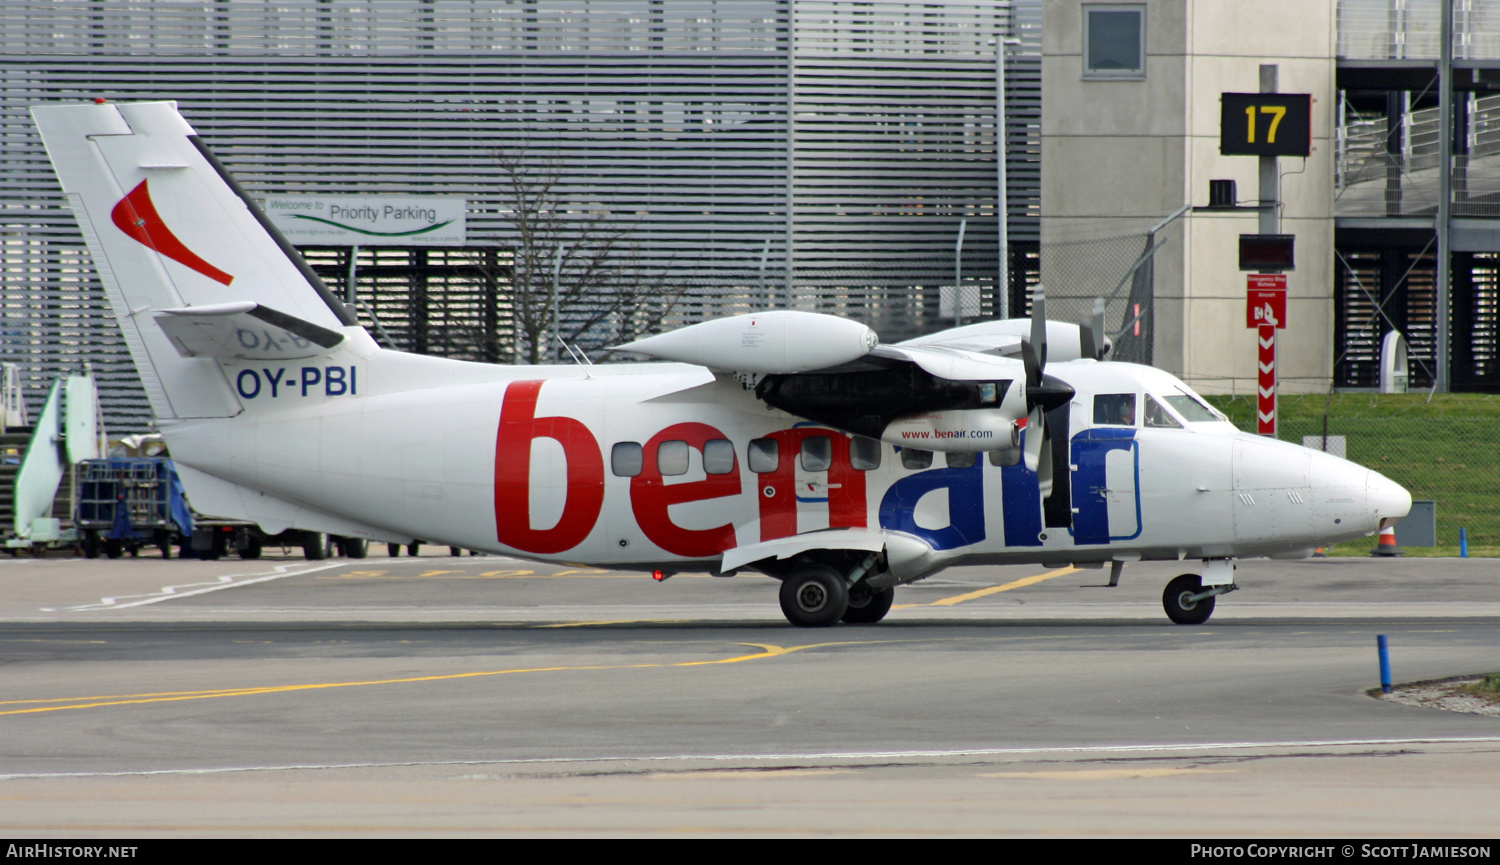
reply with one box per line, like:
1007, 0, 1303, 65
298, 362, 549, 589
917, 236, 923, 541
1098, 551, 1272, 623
0, 0, 1040, 432
1044, 0, 1500, 395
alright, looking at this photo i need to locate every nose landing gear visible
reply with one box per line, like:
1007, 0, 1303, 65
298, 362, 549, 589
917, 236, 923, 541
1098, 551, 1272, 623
1162, 573, 1239, 625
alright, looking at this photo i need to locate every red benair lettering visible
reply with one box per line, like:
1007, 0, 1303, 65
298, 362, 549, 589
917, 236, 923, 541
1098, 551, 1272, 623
111, 179, 234, 285
493, 380, 604, 554
630, 423, 742, 558
756, 428, 867, 541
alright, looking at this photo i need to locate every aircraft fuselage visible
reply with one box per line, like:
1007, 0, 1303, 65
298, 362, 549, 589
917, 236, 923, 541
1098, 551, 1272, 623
163, 343, 1406, 581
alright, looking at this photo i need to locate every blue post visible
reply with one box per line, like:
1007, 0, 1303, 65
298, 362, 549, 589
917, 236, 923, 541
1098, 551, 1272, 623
1460, 527, 1469, 558
1377, 634, 1392, 694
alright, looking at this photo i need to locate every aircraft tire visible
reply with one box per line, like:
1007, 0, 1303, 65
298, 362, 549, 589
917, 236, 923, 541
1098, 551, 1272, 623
1163, 574, 1215, 625
841, 584, 895, 624
779, 565, 848, 628
238, 537, 263, 560
303, 531, 331, 561
340, 537, 368, 559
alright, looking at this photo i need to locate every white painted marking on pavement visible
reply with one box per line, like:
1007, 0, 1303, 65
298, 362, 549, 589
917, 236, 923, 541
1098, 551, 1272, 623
66, 562, 355, 611
3, 736, 1498, 780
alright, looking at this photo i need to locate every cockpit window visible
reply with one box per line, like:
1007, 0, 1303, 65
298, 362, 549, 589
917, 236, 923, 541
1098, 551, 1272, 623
1143, 395, 1182, 428
1093, 393, 1136, 426
1163, 392, 1222, 423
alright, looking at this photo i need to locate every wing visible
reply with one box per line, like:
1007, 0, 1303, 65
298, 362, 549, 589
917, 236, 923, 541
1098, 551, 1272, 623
616, 310, 1076, 453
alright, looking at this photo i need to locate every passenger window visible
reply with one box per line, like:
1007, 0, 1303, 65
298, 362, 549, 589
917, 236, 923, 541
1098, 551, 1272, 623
801, 436, 832, 472
703, 439, 735, 475
850, 436, 882, 471
657, 440, 689, 476
900, 448, 933, 470
611, 442, 643, 477
989, 448, 1021, 467
945, 451, 976, 468
748, 438, 779, 473
1093, 393, 1136, 426
1143, 395, 1182, 428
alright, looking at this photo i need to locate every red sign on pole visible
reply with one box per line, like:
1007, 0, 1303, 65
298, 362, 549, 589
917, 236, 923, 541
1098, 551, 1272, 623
1246, 274, 1287, 329
1246, 274, 1286, 435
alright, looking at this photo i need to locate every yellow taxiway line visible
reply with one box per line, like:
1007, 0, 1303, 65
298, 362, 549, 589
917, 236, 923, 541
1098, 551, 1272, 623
894, 566, 1079, 609
0, 640, 867, 717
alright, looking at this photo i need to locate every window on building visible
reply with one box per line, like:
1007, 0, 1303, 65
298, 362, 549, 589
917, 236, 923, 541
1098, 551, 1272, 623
1084, 5, 1145, 80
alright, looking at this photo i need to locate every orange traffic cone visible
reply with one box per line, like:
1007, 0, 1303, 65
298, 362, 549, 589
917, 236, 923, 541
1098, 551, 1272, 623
1312, 546, 1328, 558
1370, 526, 1403, 557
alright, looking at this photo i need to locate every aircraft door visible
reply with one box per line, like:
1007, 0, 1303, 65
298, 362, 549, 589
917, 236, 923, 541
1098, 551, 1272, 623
1071, 428, 1140, 545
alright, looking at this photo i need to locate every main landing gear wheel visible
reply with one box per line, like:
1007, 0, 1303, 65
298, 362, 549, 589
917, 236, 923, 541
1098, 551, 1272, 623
1163, 574, 1216, 625
779, 565, 848, 628
841, 584, 895, 624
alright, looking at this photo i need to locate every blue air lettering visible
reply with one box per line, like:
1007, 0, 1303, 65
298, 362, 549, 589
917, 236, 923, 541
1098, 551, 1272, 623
879, 457, 985, 551
236, 365, 358, 400
880, 427, 1143, 551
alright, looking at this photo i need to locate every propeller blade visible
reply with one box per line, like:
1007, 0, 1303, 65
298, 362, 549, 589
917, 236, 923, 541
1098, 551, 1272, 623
1022, 405, 1045, 473
1078, 316, 1096, 362
1020, 336, 1041, 389
1036, 429, 1054, 499
1029, 285, 1048, 372
1080, 297, 1106, 361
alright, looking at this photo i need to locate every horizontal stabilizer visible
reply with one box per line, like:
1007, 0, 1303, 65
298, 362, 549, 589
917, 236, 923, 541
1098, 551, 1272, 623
156, 302, 345, 360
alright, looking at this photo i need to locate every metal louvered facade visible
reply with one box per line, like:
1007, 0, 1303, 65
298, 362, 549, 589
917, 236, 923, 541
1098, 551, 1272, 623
1, 1, 1040, 432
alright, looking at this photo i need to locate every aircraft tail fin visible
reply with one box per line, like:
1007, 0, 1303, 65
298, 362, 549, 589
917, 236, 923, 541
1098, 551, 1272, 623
31, 100, 360, 421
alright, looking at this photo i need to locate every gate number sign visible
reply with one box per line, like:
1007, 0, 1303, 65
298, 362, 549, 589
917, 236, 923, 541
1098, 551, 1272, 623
1220, 93, 1312, 157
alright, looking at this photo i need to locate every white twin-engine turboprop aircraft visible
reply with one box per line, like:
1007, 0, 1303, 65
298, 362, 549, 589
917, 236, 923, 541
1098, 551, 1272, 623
33, 101, 1411, 627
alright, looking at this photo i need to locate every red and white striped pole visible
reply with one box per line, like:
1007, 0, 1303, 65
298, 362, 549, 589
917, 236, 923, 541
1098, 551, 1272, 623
1247, 275, 1287, 437
1257, 323, 1277, 435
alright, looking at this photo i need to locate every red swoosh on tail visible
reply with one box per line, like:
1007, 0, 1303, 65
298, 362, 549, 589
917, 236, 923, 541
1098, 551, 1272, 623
110, 179, 234, 286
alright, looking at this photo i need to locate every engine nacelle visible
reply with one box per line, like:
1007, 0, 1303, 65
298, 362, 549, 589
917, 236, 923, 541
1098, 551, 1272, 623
879, 408, 1023, 454
615, 311, 878, 374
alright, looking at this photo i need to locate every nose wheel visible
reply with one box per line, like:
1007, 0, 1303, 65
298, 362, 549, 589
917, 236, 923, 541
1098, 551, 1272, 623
1163, 574, 1214, 624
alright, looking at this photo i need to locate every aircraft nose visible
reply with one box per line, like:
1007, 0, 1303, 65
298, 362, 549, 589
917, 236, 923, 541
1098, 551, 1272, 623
1368, 469, 1412, 528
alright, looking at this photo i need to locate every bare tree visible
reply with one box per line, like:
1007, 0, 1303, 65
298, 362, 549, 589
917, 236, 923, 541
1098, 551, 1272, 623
492, 148, 687, 364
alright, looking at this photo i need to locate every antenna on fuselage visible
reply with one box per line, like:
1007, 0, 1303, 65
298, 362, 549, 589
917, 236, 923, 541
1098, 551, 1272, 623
555, 336, 595, 379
